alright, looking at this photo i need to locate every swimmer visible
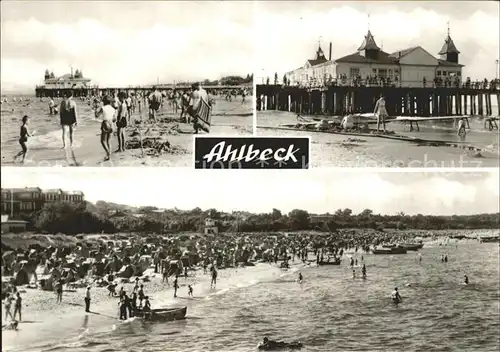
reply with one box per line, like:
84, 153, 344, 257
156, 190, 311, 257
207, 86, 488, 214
188, 284, 193, 297
464, 275, 469, 285
298, 272, 303, 283
361, 264, 366, 278
14, 115, 35, 164
391, 287, 402, 304
352, 269, 356, 279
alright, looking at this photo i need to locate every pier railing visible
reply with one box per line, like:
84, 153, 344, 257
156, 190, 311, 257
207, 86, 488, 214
275, 78, 500, 91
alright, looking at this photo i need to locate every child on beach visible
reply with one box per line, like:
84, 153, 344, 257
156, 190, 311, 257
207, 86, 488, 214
188, 285, 193, 297
95, 96, 116, 161
14, 115, 35, 163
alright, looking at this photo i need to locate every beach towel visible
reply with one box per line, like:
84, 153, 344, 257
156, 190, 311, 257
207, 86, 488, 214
192, 98, 212, 133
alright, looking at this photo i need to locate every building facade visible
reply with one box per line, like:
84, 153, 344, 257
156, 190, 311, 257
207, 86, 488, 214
1, 187, 85, 217
285, 29, 463, 88
41, 69, 92, 90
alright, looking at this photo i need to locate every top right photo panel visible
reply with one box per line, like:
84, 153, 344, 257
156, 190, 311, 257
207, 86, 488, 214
255, 1, 499, 168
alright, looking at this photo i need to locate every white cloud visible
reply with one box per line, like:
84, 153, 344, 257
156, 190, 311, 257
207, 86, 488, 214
1, 168, 498, 216
254, 2, 500, 81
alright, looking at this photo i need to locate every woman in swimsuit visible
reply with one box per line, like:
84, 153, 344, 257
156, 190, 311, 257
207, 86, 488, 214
374, 94, 388, 133
95, 96, 116, 161
14, 115, 35, 163
60, 91, 78, 148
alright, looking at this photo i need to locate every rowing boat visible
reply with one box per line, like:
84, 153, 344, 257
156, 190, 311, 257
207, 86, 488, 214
134, 306, 187, 322
372, 246, 407, 255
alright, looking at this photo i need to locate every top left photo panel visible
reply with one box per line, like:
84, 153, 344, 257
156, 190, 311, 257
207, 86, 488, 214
0, 1, 254, 167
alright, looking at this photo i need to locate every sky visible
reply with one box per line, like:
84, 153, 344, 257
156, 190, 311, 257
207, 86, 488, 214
2, 168, 498, 216
254, 1, 500, 82
0, 1, 254, 91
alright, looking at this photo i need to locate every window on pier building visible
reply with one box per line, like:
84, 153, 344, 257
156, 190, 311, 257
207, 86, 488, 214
350, 68, 360, 78
378, 69, 387, 78
388, 69, 393, 78
372, 68, 377, 74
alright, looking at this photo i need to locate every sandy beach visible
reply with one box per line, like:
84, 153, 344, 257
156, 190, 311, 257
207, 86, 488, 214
1, 95, 253, 167
1, 260, 285, 352
257, 111, 500, 168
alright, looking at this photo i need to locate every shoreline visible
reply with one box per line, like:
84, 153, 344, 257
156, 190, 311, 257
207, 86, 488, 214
1, 262, 285, 352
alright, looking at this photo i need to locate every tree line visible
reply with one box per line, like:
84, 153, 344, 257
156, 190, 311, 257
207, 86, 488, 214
17, 201, 500, 235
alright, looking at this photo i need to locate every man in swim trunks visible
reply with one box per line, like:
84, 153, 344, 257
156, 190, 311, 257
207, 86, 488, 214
210, 266, 217, 289
391, 287, 402, 303
60, 90, 78, 148
148, 87, 162, 122
374, 94, 388, 133
95, 96, 116, 161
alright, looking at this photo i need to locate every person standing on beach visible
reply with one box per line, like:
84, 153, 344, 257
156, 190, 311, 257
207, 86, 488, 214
115, 92, 128, 153
95, 96, 116, 161
173, 275, 179, 298
148, 87, 162, 122
14, 115, 35, 164
84, 287, 91, 312
12, 292, 22, 321
457, 117, 467, 141
210, 267, 218, 289
60, 91, 78, 148
56, 280, 63, 303
48, 98, 55, 115
374, 94, 388, 133
188, 82, 209, 134
4, 293, 14, 321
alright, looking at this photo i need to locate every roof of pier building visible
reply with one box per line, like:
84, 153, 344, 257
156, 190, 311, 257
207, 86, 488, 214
334, 30, 464, 67
45, 73, 91, 84
438, 34, 460, 55
305, 44, 328, 67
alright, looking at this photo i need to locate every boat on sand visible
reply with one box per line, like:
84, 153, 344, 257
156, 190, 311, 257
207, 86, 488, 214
372, 246, 407, 255
134, 306, 187, 322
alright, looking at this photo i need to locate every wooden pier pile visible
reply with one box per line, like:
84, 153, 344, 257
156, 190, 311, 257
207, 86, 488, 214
256, 84, 500, 118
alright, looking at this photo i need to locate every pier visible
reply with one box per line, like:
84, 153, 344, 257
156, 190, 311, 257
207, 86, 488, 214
256, 81, 500, 118
35, 84, 250, 98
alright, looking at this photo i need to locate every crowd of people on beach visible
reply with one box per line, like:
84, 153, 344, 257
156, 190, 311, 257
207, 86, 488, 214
6, 83, 250, 164
2, 228, 487, 329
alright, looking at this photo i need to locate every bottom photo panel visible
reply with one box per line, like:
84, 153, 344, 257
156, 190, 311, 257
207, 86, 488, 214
1, 168, 499, 352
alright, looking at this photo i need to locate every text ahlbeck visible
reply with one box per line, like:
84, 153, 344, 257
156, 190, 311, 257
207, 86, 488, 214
202, 141, 300, 163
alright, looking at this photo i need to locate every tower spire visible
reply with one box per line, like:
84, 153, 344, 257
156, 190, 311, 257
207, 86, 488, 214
447, 21, 450, 36
368, 13, 371, 31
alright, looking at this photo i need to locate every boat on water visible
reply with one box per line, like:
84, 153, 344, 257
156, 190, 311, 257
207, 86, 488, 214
258, 341, 303, 350
382, 244, 396, 248
134, 306, 187, 322
479, 236, 500, 243
399, 243, 424, 251
372, 246, 407, 255
318, 259, 342, 266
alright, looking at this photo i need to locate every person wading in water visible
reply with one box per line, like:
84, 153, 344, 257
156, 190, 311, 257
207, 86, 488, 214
60, 90, 78, 148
